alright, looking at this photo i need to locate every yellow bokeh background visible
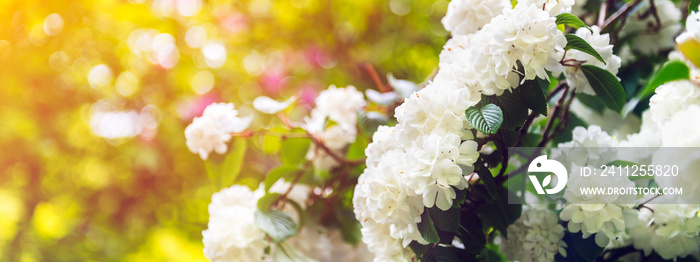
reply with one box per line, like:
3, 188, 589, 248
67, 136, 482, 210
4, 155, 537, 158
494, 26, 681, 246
0, 0, 446, 260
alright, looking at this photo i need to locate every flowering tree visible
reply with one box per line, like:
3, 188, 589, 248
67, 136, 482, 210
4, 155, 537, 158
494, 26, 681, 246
190, 0, 700, 261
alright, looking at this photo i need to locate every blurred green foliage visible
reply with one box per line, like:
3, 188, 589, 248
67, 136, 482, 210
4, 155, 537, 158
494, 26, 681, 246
0, 0, 448, 260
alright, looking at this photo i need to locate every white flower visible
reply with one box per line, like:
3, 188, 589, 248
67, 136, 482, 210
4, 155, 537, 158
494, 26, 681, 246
621, 0, 682, 56
305, 85, 366, 133
364, 125, 399, 168
648, 80, 700, 127
560, 26, 622, 95
354, 150, 427, 246
185, 103, 252, 160
202, 185, 267, 262
502, 208, 568, 261
629, 204, 700, 260
676, 11, 700, 44
404, 133, 476, 210
366, 89, 399, 105
557, 125, 618, 167
387, 73, 419, 98
252, 96, 296, 114
519, 0, 575, 15
304, 85, 366, 170
475, 2, 567, 95
359, 220, 415, 262
286, 228, 372, 262
560, 204, 638, 247
560, 166, 638, 247
441, 0, 509, 36
202, 102, 252, 133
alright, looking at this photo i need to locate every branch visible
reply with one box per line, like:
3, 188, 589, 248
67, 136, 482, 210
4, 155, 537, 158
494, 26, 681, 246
538, 83, 570, 147
600, 0, 644, 33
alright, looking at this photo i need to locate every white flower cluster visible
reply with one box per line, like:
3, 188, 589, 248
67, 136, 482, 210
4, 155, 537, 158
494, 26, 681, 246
436, 2, 568, 96
629, 204, 700, 260
558, 26, 622, 95
203, 181, 327, 261
303, 85, 366, 170
441, 0, 509, 36
354, 2, 578, 259
557, 126, 639, 247
286, 228, 372, 262
519, 0, 575, 16
185, 103, 252, 160
621, 0, 682, 56
502, 208, 568, 261
202, 185, 267, 262
557, 125, 618, 167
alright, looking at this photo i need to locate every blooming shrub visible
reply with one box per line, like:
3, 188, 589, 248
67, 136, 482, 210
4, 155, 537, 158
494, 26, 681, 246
187, 0, 700, 261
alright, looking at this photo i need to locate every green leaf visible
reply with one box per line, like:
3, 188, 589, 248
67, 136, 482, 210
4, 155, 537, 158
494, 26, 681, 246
465, 104, 503, 134
346, 134, 368, 161
337, 213, 363, 245
520, 79, 548, 116
556, 231, 604, 262
280, 136, 311, 166
690, 0, 699, 14
421, 246, 460, 262
264, 166, 303, 193
274, 243, 318, 262
255, 210, 298, 242
564, 34, 605, 64
482, 90, 528, 130
428, 205, 460, 233
409, 242, 431, 258
257, 193, 282, 211
637, 60, 690, 99
417, 209, 440, 244
576, 93, 606, 114
476, 166, 497, 203
555, 13, 591, 32
458, 213, 486, 256
477, 186, 522, 237
580, 65, 626, 112
206, 138, 247, 187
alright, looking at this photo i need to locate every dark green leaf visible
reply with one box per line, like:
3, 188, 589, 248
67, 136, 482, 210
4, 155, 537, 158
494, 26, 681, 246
421, 246, 460, 262
476, 166, 497, 203
257, 193, 282, 211
465, 104, 503, 134
409, 241, 431, 257
264, 166, 303, 193
417, 209, 440, 244
637, 60, 690, 99
429, 205, 460, 233
580, 65, 626, 112
555, 13, 591, 32
458, 213, 486, 256
255, 210, 298, 242
576, 93, 606, 114
482, 90, 528, 130
454, 187, 467, 205
564, 34, 605, 64
520, 79, 548, 116
477, 186, 522, 237
337, 213, 363, 245
555, 231, 603, 262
